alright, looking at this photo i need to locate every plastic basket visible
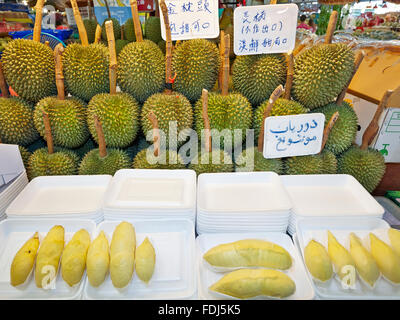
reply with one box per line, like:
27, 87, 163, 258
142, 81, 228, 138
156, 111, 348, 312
9, 29, 73, 42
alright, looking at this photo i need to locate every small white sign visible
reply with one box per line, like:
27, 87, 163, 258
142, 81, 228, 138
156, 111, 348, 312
234, 4, 298, 55
263, 113, 325, 159
160, 0, 219, 41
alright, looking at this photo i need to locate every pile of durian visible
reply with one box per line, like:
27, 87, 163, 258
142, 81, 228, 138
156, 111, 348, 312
0, 3, 387, 193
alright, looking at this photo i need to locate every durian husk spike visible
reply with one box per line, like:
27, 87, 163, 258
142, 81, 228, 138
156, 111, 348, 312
42, 111, 54, 155
94, 24, 102, 44
361, 89, 394, 150
33, 0, 45, 42
94, 115, 107, 158
257, 85, 284, 152
70, 0, 89, 46
284, 51, 294, 100
221, 34, 230, 96
148, 111, 160, 157
0, 61, 9, 98
218, 30, 225, 90
202, 89, 211, 153
320, 111, 339, 154
130, 0, 143, 42
105, 20, 117, 95
324, 11, 338, 45
54, 43, 65, 100
160, 0, 173, 94
336, 50, 365, 105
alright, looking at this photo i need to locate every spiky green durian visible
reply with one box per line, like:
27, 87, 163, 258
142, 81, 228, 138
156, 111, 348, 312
312, 102, 358, 155
87, 92, 140, 148
0, 97, 38, 145
115, 39, 129, 55
63, 43, 110, 102
133, 149, 186, 169
285, 154, 324, 175
2, 39, 56, 103
292, 43, 355, 109
78, 148, 131, 175
338, 146, 385, 193
145, 16, 162, 44
254, 98, 308, 142
117, 40, 165, 103
232, 54, 287, 106
123, 18, 136, 42
235, 147, 283, 173
189, 149, 234, 175
101, 18, 121, 41
18, 146, 31, 169
172, 39, 220, 102
141, 92, 193, 148
33, 96, 88, 149
83, 19, 97, 43
158, 40, 166, 55
320, 150, 338, 174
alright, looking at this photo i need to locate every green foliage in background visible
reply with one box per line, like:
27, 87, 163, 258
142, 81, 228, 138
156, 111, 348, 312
317, 5, 345, 36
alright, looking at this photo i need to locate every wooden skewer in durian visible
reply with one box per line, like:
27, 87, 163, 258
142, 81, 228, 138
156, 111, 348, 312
94, 24, 102, 44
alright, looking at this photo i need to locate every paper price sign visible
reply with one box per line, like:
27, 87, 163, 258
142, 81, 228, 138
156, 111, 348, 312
263, 113, 325, 159
160, 0, 219, 41
234, 4, 298, 55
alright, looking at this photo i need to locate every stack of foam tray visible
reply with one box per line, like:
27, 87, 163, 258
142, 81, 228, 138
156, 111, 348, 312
6, 175, 112, 223
102, 169, 197, 223
281, 174, 385, 236
0, 170, 28, 221
196, 172, 292, 235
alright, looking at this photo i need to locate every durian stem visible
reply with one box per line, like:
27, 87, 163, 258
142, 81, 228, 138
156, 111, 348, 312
104, 0, 112, 19
336, 50, 365, 105
94, 115, 107, 158
202, 89, 212, 153
148, 111, 160, 157
130, 0, 143, 42
221, 34, 230, 96
155, 0, 160, 17
218, 30, 225, 91
42, 112, 54, 155
106, 20, 117, 95
71, 0, 89, 46
121, 24, 125, 40
0, 62, 10, 98
94, 24, 102, 44
361, 89, 393, 150
54, 43, 65, 100
320, 111, 339, 154
284, 52, 294, 100
257, 85, 284, 152
160, 0, 173, 94
324, 11, 338, 45
33, 0, 44, 42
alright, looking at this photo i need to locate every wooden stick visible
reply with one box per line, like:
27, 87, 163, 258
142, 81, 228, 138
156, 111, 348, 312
148, 111, 160, 157
106, 20, 117, 95
361, 89, 393, 150
325, 11, 338, 45
221, 34, 230, 96
320, 112, 339, 153
284, 52, 294, 100
104, 0, 112, 19
218, 30, 225, 91
43, 112, 54, 155
257, 85, 284, 152
71, 0, 89, 46
202, 89, 212, 153
336, 50, 365, 105
54, 43, 65, 100
155, 0, 160, 17
0, 62, 9, 98
33, 0, 45, 42
94, 24, 102, 43
130, 0, 143, 42
94, 115, 107, 158
160, 0, 172, 93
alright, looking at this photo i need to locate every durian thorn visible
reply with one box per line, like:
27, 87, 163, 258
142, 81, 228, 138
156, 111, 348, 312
130, 0, 143, 42
160, 0, 173, 84
0, 61, 9, 98
33, 0, 45, 42
94, 24, 102, 44
42, 111, 54, 155
94, 115, 108, 158
202, 89, 212, 153
106, 20, 117, 94
320, 111, 339, 154
148, 111, 160, 157
221, 34, 230, 96
70, 0, 89, 46
324, 10, 338, 45
284, 51, 294, 100
54, 43, 65, 100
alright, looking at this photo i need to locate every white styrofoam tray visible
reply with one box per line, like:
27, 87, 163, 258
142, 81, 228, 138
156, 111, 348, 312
0, 171, 28, 197
0, 219, 96, 299
196, 233, 315, 300
196, 226, 288, 235
281, 174, 384, 217
197, 172, 292, 214
103, 169, 197, 211
295, 217, 400, 299
84, 219, 196, 300
6, 175, 112, 216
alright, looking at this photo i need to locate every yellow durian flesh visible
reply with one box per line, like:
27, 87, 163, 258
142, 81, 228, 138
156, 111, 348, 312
370, 233, 400, 284
209, 269, 296, 299
87, 231, 110, 287
135, 237, 156, 283
388, 228, 400, 257
110, 222, 136, 288
203, 239, 292, 270
349, 233, 380, 287
35, 225, 65, 288
10, 232, 40, 287
327, 231, 356, 280
61, 229, 91, 287
304, 240, 333, 282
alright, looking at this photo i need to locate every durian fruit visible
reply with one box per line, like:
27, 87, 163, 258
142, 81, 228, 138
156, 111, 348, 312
158, 40, 166, 54
10, 232, 40, 287
369, 233, 400, 284
83, 19, 98, 43
135, 237, 156, 283
388, 228, 400, 257
320, 150, 338, 174
304, 239, 333, 282
232, 54, 287, 106
209, 269, 296, 299
145, 16, 162, 44
101, 1, 121, 41
123, 18, 136, 42
349, 233, 380, 287
18, 146, 31, 168
115, 39, 129, 55
87, 231, 110, 287
0, 97, 38, 145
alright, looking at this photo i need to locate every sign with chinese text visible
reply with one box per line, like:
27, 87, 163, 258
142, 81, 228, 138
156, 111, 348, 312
234, 4, 298, 55
263, 113, 325, 159
160, 0, 219, 41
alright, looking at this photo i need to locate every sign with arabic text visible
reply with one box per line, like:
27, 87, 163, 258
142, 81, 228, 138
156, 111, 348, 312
159, 0, 219, 41
234, 4, 298, 55
263, 113, 325, 159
